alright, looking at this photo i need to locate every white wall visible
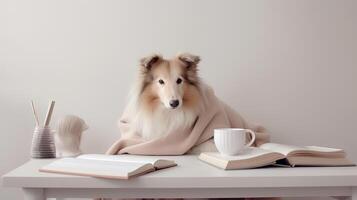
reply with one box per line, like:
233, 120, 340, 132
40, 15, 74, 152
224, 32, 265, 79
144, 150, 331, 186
1, 0, 357, 199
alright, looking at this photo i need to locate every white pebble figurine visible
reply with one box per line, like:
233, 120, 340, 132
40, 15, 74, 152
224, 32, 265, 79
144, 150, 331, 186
55, 115, 88, 157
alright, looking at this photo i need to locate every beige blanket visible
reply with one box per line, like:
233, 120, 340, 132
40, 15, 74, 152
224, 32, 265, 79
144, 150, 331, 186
106, 85, 270, 155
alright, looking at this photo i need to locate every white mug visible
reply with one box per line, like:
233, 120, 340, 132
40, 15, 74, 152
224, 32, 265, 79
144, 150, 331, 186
214, 128, 256, 156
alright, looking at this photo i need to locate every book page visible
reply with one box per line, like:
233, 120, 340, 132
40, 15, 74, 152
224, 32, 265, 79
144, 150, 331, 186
304, 146, 343, 152
199, 148, 285, 170
287, 156, 354, 167
202, 147, 279, 161
78, 154, 175, 169
40, 158, 153, 179
259, 143, 344, 157
259, 143, 305, 156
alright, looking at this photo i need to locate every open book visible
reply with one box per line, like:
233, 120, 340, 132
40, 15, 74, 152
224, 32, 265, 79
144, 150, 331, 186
199, 143, 355, 170
39, 154, 177, 179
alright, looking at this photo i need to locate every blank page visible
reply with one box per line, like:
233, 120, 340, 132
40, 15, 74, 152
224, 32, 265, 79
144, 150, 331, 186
259, 143, 303, 155
40, 158, 152, 179
260, 143, 344, 157
304, 146, 343, 152
201, 147, 277, 161
78, 154, 175, 168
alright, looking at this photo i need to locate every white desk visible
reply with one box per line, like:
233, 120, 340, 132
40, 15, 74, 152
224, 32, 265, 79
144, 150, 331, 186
2, 155, 357, 200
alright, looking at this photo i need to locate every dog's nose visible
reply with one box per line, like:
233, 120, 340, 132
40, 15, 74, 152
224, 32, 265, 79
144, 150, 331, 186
169, 100, 180, 108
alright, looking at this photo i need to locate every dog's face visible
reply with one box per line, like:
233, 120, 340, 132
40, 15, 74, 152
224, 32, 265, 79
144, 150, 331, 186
151, 60, 185, 109
139, 53, 200, 110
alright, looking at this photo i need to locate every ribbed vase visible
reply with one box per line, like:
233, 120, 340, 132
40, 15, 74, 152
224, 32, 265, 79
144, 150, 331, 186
31, 127, 56, 158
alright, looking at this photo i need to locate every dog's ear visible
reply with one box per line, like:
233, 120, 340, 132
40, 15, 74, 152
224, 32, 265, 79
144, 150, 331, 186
140, 54, 162, 70
177, 53, 201, 85
177, 53, 201, 68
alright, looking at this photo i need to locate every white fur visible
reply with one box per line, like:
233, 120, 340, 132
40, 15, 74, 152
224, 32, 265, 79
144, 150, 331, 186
125, 80, 201, 141
136, 105, 197, 140
55, 115, 88, 157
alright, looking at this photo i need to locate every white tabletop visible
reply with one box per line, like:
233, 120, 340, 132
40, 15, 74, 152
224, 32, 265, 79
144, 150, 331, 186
3, 155, 357, 189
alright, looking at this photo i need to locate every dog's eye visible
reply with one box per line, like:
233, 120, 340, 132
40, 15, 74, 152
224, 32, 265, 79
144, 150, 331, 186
176, 78, 182, 84
158, 79, 165, 85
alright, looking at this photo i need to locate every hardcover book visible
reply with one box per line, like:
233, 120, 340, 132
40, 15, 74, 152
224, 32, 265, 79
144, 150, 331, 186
199, 143, 354, 170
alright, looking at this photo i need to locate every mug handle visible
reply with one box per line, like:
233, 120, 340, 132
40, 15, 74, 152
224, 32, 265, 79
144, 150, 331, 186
245, 129, 256, 147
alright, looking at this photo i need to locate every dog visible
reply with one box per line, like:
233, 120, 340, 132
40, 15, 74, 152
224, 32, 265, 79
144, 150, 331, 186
104, 53, 278, 200
123, 53, 207, 143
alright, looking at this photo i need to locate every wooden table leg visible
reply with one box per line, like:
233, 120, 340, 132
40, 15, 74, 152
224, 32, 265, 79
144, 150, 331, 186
352, 187, 357, 200
23, 188, 45, 200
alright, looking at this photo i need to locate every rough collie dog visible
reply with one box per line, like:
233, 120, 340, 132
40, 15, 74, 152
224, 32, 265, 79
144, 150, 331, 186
124, 53, 206, 141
